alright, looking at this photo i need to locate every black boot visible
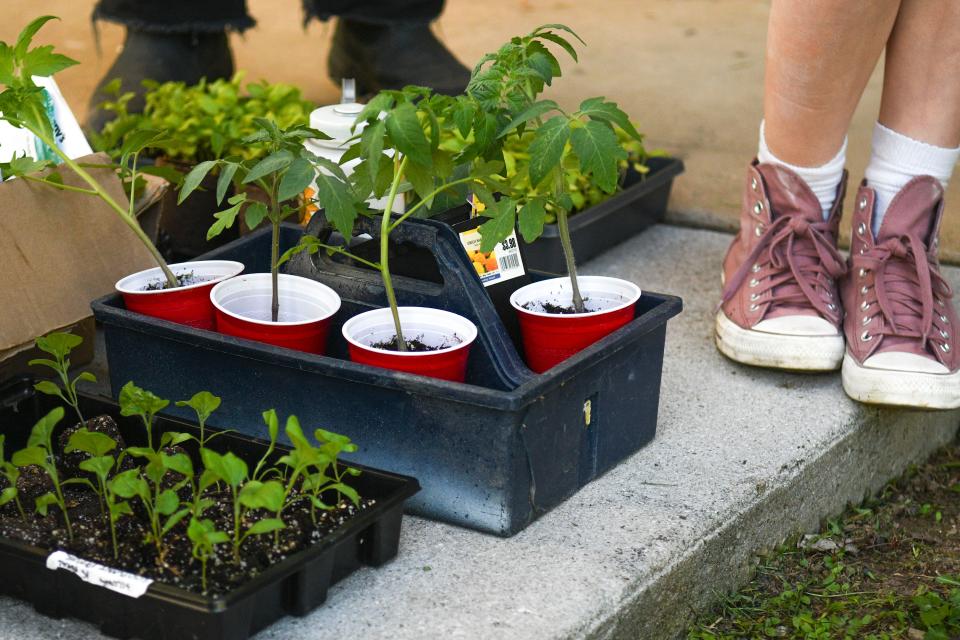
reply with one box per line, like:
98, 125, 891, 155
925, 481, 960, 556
328, 19, 470, 97
86, 30, 234, 134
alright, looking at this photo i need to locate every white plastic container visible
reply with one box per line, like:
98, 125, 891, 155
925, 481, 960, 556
304, 101, 402, 217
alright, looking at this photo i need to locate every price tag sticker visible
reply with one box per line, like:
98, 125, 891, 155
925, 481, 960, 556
458, 227, 526, 287
46, 550, 153, 598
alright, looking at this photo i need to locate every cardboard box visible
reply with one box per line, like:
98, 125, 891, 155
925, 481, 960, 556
0, 153, 158, 382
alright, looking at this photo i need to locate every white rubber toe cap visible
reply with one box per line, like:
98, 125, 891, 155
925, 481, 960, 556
862, 351, 949, 374
752, 315, 839, 337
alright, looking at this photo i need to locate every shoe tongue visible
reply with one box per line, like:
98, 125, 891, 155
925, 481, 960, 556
875, 177, 942, 242
756, 163, 822, 222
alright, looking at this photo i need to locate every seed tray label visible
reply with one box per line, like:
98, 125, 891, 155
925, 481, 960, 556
459, 228, 525, 287
46, 550, 153, 598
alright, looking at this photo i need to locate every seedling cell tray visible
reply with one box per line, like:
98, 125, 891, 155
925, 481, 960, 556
92, 218, 682, 536
0, 379, 419, 640
517, 156, 684, 273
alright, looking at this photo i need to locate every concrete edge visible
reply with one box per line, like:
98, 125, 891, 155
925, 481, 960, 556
577, 405, 959, 640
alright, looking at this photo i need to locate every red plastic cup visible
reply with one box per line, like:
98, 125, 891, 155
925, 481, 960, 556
510, 276, 641, 373
210, 273, 342, 354
341, 307, 478, 382
115, 260, 245, 330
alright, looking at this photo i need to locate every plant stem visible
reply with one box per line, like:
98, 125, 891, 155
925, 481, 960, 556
15, 495, 26, 523
387, 175, 482, 232
382, 156, 409, 351
28, 126, 179, 288
271, 220, 280, 323
555, 209, 585, 313
20, 174, 98, 195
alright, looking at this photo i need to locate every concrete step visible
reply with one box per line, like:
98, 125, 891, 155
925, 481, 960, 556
2, 224, 957, 640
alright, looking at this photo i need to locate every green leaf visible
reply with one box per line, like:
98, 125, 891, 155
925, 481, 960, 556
156, 489, 180, 516
245, 518, 285, 536
11, 446, 46, 468
14, 16, 58, 60
278, 157, 314, 202
570, 120, 626, 194
160, 431, 194, 449
75, 371, 97, 384
119, 382, 169, 420
313, 171, 358, 239
537, 31, 579, 62
34, 492, 58, 517
0, 486, 17, 507
66, 428, 117, 457
384, 102, 431, 166
119, 128, 166, 159
518, 197, 547, 243
242, 149, 293, 184
329, 482, 361, 506
35, 331, 82, 359
0, 44, 14, 86
577, 97, 643, 141
355, 92, 393, 126
528, 116, 570, 187
263, 410, 279, 444
361, 119, 385, 188
178, 160, 217, 204
478, 198, 518, 253
27, 407, 63, 450
404, 159, 435, 206
243, 201, 268, 231
78, 456, 114, 478
533, 23, 586, 46
161, 452, 194, 478
175, 391, 221, 424
453, 100, 476, 138
206, 202, 243, 241
216, 163, 238, 205
201, 449, 248, 489
498, 100, 559, 138
109, 468, 148, 500
32, 380, 62, 398
161, 508, 190, 536
238, 480, 285, 512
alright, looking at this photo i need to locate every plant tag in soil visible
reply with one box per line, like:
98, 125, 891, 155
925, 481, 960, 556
458, 227, 525, 287
46, 550, 153, 598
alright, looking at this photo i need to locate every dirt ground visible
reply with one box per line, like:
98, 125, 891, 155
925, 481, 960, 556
6, 1, 960, 260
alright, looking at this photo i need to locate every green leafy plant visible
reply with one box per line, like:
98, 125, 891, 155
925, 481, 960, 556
93, 74, 314, 165
199, 448, 285, 562
10, 407, 71, 538
175, 391, 222, 448
0, 16, 181, 287
119, 381, 169, 451
28, 331, 95, 424
187, 517, 230, 593
463, 24, 646, 313
0, 435, 27, 522
179, 118, 354, 321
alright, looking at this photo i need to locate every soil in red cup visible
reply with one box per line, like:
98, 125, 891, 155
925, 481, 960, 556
210, 273, 341, 354
510, 276, 641, 373
115, 260, 245, 330
341, 307, 478, 382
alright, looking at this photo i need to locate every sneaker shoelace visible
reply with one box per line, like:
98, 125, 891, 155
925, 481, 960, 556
721, 215, 847, 323
852, 233, 953, 364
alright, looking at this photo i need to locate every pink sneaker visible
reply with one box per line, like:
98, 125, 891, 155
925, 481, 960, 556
841, 177, 960, 408
716, 161, 847, 370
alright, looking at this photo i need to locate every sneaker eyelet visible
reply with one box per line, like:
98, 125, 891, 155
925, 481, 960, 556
858, 268, 867, 278
936, 298, 945, 307
827, 303, 836, 311
754, 224, 765, 236
751, 263, 761, 273
860, 301, 871, 311
751, 177, 758, 191
859, 246, 866, 255
750, 293, 760, 301
749, 303, 760, 312
862, 315, 872, 326
941, 342, 951, 353
749, 278, 760, 288
940, 329, 950, 339
940, 314, 949, 324
860, 285, 870, 295
753, 202, 764, 215
825, 290, 833, 299
857, 222, 867, 236
859, 197, 868, 211
860, 331, 873, 342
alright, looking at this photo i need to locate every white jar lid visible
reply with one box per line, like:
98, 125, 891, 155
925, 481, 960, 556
309, 103, 366, 147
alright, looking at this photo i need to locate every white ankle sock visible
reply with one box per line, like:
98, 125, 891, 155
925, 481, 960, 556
758, 120, 847, 220
865, 121, 960, 237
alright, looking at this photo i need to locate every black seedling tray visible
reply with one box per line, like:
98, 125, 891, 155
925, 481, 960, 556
0, 378, 419, 640
92, 217, 682, 536
517, 156, 683, 273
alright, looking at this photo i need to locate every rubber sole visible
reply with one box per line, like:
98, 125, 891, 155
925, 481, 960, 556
841, 352, 960, 409
715, 311, 844, 371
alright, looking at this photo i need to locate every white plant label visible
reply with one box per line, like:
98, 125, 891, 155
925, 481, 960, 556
46, 550, 153, 598
458, 227, 526, 287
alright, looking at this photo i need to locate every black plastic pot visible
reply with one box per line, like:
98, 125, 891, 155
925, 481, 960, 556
517, 156, 683, 273
92, 218, 682, 536
0, 378, 419, 640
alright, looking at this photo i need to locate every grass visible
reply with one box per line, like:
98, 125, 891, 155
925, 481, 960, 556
688, 441, 960, 640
